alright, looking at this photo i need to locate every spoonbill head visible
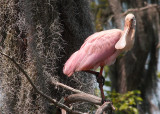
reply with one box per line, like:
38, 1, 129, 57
115, 13, 136, 51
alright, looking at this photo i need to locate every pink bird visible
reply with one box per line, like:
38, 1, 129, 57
63, 14, 136, 103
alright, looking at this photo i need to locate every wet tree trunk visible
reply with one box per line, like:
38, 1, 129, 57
108, 0, 160, 113
0, 0, 94, 113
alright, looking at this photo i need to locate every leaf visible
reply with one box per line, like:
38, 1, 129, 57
136, 96, 143, 102
104, 81, 111, 86
119, 103, 128, 110
132, 107, 138, 114
133, 90, 141, 94
128, 98, 136, 105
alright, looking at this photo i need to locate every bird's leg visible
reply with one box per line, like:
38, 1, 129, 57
83, 67, 106, 104
83, 70, 105, 85
98, 66, 106, 104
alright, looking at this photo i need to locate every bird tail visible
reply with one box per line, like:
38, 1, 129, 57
63, 51, 79, 77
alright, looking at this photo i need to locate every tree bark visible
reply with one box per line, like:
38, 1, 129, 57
108, 0, 123, 29
0, 0, 94, 113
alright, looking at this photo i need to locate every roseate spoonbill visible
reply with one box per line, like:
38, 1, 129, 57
63, 14, 136, 103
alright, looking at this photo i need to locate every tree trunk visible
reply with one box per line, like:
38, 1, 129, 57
0, 0, 94, 113
108, 0, 123, 29
108, 0, 159, 113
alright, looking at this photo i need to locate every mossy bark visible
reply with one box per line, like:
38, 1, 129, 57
0, 0, 94, 113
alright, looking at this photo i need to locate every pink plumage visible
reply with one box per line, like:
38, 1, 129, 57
63, 14, 136, 77
63, 29, 122, 76
63, 14, 136, 103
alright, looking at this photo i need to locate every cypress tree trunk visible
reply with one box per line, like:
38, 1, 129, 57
0, 0, 94, 113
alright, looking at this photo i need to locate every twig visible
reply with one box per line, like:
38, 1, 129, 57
0, 52, 84, 114
95, 102, 116, 114
52, 80, 84, 94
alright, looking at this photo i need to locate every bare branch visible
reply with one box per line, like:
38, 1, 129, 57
51, 79, 103, 105
64, 93, 101, 106
95, 102, 116, 114
0, 52, 84, 114
108, 4, 159, 21
52, 80, 84, 94
52, 80, 116, 113
123, 4, 159, 16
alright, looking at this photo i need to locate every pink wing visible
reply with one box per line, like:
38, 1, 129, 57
63, 51, 78, 76
63, 29, 122, 76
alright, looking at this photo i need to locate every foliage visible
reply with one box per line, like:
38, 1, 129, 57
104, 66, 143, 114
90, 0, 110, 31
94, 66, 143, 114
106, 90, 142, 114
94, 86, 143, 114
157, 72, 160, 78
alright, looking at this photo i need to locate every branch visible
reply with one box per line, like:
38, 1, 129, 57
52, 80, 116, 113
64, 93, 101, 106
123, 4, 159, 16
52, 80, 84, 94
51, 79, 103, 105
0, 52, 84, 114
109, 4, 159, 21
95, 102, 116, 114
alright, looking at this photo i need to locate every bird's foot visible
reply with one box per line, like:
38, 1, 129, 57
96, 75, 105, 86
101, 99, 112, 104
101, 99, 106, 104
